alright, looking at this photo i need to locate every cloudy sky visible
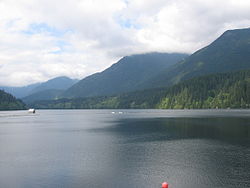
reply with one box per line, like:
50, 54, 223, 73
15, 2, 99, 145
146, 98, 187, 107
1, 0, 250, 86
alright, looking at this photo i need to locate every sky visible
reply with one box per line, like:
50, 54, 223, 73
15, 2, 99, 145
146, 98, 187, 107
0, 0, 250, 86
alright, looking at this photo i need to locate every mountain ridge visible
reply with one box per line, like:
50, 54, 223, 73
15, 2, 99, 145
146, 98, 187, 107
0, 76, 79, 99
29, 69, 250, 109
30, 76, 79, 94
141, 27, 250, 89
63, 52, 188, 98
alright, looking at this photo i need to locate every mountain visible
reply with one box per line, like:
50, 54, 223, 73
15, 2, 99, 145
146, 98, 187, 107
0, 76, 78, 99
30, 69, 250, 109
30, 76, 78, 94
22, 89, 64, 104
0, 83, 41, 99
27, 28, 250, 109
0, 90, 26, 110
22, 76, 79, 103
63, 52, 188, 98
142, 28, 250, 89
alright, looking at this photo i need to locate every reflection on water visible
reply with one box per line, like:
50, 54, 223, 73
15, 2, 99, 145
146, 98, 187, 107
90, 117, 250, 145
0, 110, 249, 188
89, 116, 250, 188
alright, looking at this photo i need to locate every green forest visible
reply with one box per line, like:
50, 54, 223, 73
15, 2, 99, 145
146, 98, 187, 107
0, 90, 26, 110
30, 69, 250, 109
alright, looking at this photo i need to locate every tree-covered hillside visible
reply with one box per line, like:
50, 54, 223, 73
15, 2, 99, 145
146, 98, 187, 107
30, 69, 250, 109
0, 90, 26, 110
142, 28, 250, 89
157, 70, 250, 109
22, 89, 64, 104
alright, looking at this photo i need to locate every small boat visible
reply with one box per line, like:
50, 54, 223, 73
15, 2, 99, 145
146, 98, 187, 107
28, 109, 36, 113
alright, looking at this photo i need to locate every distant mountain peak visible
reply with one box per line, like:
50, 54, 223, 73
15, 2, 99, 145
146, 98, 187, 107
0, 76, 79, 99
30, 76, 79, 94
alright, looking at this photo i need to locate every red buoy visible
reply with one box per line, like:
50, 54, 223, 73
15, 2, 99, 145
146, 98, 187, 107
162, 182, 168, 188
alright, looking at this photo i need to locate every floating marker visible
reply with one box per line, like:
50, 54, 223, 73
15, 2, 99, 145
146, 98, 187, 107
162, 182, 168, 188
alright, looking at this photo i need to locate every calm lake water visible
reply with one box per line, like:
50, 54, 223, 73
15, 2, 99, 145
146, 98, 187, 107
0, 109, 249, 188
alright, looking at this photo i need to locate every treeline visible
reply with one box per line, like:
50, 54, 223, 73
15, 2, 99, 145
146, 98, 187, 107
157, 69, 250, 109
0, 90, 26, 110
28, 88, 166, 109
30, 69, 250, 109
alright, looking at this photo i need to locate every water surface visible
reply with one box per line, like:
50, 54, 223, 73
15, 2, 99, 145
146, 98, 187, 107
0, 109, 249, 188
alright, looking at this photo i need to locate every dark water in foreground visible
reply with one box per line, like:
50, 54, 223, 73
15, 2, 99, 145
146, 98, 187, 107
0, 109, 249, 188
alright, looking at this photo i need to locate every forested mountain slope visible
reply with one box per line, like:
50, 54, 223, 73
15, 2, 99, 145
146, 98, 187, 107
63, 53, 187, 98
141, 28, 250, 89
0, 90, 26, 110
30, 70, 250, 109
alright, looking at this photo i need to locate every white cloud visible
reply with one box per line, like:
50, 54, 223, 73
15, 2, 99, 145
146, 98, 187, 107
0, 0, 250, 86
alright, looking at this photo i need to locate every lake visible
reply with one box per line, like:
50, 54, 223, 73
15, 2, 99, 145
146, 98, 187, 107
0, 109, 249, 188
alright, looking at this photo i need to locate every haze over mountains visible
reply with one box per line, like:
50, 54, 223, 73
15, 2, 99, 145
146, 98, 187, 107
0, 83, 41, 99
21, 77, 79, 103
0, 76, 78, 99
31, 76, 79, 94
1, 27, 250, 109
60, 28, 250, 100
141, 28, 250, 89
30, 27, 250, 109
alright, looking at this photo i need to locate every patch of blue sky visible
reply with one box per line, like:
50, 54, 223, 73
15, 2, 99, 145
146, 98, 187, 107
123, 0, 129, 6
5, 19, 21, 29
22, 23, 72, 37
56, 40, 69, 49
50, 40, 71, 54
115, 15, 141, 29
50, 49, 63, 54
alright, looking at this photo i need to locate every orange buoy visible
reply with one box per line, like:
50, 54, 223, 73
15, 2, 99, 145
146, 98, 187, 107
162, 182, 168, 188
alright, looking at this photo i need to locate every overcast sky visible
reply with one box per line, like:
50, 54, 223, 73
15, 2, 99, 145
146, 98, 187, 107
1, 0, 250, 86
